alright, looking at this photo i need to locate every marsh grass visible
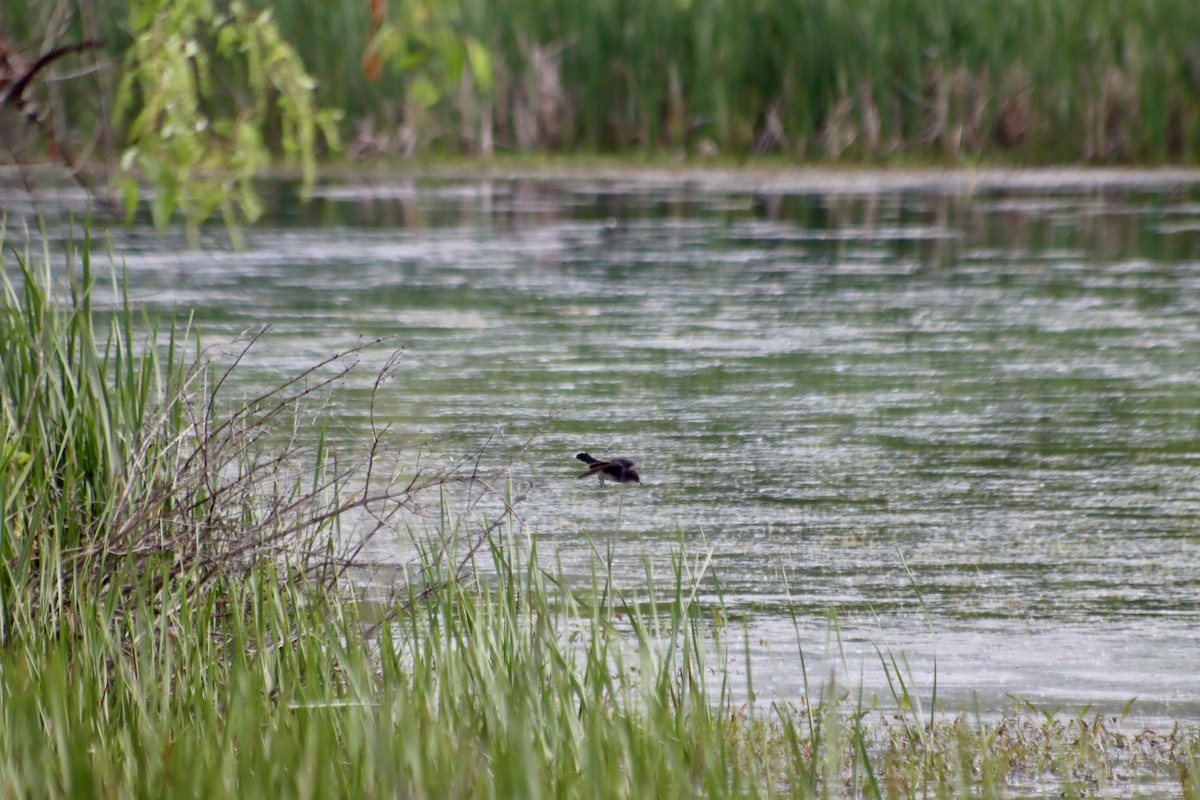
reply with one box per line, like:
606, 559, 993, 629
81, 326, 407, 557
2, 225, 1199, 797
273, 0, 1200, 163
0, 217, 525, 639
6, 0, 1200, 165
3, 523, 1197, 798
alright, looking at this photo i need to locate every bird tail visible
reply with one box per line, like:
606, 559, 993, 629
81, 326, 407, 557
575, 452, 601, 465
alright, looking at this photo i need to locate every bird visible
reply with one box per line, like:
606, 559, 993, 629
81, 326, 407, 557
575, 452, 640, 484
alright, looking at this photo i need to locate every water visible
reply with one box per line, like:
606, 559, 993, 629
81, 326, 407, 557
84, 170, 1200, 720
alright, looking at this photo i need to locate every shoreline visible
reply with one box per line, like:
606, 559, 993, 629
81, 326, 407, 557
9, 158, 1200, 191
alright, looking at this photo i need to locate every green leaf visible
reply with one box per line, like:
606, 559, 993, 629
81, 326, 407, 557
114, 0, 336, 244
408, 75, 440, 109
120, 176, 141, 222
465, 37, 493, 92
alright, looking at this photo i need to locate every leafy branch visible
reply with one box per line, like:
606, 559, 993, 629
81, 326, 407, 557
115, 0, 341, 245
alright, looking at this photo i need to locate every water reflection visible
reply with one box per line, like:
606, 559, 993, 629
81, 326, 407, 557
44, 171, 1200, 718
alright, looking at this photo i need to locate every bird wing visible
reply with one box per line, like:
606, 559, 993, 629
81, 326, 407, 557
577, 464, 605, 479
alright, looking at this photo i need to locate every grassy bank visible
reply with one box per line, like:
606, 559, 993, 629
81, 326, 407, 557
6, 0, 1200, 165
3, 226, 1200, 797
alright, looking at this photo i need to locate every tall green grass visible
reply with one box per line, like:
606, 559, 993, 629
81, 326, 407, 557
2, 525, 1197, 797
0, 218, 427, 640
1, 221, 181, 639
448, 0, 1200, 161
3, 226, 1199, 796
6, 0, 1200, 164
208, 0, 1200, 161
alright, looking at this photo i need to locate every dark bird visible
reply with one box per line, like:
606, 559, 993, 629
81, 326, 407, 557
575, 452, 640, 484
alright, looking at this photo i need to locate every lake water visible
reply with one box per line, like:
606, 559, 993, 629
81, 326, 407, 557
90, 168, 1200, 721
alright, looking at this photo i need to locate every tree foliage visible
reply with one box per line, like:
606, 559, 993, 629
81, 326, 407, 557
115, 0, 340, 243
1, 0, 340, 244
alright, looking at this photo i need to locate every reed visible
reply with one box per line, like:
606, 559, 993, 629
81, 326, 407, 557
6, 0, 1200, 164
2, 526, 1197, 797
0, 217, 498, 641
278, 0, 1200, 163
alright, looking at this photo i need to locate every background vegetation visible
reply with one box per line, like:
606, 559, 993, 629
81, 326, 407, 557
5, 0, 1200, 167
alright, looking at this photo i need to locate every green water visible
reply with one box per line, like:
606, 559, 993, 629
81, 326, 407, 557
105, 170, 1200, 718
